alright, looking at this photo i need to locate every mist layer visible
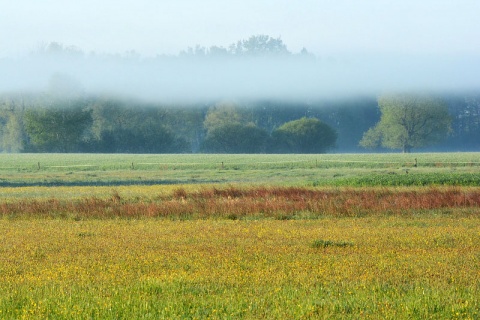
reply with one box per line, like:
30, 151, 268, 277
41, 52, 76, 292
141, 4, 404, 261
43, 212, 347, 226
1, 53, 479, 102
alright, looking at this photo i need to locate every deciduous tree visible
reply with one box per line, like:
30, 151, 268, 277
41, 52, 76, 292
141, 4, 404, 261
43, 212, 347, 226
271, 117, 337, 153
24, 100, 92, 152
202, 123, 269, 153
360, 94, 451, 153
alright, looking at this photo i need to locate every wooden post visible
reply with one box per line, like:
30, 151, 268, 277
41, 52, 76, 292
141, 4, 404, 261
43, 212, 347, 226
131, 162, 134, 169
221, 162, 224, 169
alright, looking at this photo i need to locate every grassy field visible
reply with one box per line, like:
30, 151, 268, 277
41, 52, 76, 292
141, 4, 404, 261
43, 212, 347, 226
1, 152, 480, 189
0, 153, 479, 318
1, 217, 479, 319
0, 215, 480, 319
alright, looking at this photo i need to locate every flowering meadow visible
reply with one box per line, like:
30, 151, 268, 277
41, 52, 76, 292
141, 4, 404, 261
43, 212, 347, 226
1, 217, 479, 319
0, 153, 479, 318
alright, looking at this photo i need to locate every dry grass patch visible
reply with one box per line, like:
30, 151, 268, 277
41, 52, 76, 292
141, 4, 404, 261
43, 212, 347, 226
2, 186, 480, 219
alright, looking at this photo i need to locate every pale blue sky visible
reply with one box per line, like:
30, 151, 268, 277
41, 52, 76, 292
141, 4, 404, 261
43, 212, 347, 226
1, 0, 480, 57
1, 0, 479, 99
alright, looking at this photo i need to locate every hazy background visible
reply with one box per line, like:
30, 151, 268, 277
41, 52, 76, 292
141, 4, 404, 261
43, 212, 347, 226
2, 0, 480, 57
1, 0, 480, 101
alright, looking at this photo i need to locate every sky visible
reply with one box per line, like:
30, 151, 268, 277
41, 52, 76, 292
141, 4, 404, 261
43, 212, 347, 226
1, 0, 480, 57
1, 0, 480, 101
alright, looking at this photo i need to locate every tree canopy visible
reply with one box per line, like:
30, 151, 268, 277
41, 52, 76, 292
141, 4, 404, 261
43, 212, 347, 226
202, 123, 269, 153
271, 117, 337, 153
24, 102, 92, 152
360, 94, 451, 153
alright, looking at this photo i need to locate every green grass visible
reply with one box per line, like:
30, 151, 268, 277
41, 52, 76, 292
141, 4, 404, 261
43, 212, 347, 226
1, 153, 480, 187
328, 171, 480, 187
310, 239, 355, 248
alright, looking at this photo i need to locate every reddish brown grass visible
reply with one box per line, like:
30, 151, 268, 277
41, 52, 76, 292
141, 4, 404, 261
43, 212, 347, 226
1, 187, 479, 219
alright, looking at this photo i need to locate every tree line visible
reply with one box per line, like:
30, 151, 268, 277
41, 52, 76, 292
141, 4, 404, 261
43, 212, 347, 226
0, 92, 339, 154
0, 89, 479, 154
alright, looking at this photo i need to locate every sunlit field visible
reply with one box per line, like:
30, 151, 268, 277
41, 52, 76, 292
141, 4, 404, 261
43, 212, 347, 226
1, 153, 479, 318
1, 218, 479, 319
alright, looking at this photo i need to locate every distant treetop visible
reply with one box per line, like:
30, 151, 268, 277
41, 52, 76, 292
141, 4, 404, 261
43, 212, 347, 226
33, 35, 310, 60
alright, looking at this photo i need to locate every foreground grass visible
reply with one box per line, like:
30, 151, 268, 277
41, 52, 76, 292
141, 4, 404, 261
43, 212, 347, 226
0, 217, 479, 319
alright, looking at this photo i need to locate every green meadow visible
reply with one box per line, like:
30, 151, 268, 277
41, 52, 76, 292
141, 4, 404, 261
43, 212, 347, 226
1, 152, 480, 189
0, 153, 479, 319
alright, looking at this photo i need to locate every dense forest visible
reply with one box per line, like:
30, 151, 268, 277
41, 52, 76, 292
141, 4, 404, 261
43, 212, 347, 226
1, 37, 479, 153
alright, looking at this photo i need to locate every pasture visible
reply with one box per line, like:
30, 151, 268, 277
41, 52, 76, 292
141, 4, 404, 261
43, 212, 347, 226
1, 152, 480, 190
0, 153, 479, 318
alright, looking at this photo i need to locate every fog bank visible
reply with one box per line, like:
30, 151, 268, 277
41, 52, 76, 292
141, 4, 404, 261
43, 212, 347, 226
1, 53, 479, 102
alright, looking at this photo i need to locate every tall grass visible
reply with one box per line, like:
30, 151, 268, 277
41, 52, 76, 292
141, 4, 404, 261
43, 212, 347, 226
2, 186, 480, 219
